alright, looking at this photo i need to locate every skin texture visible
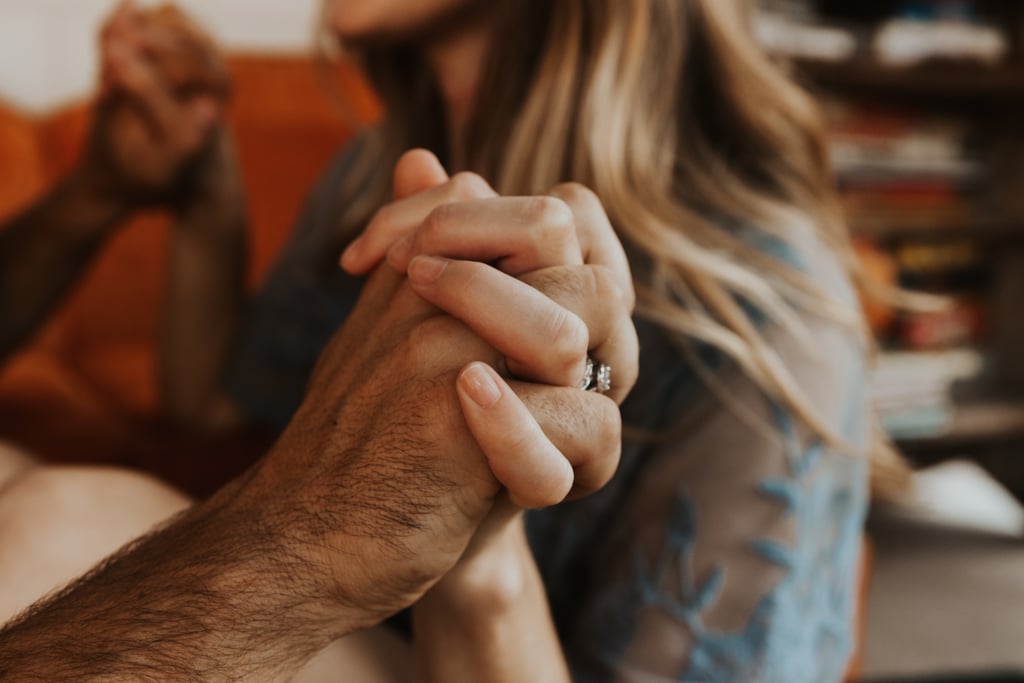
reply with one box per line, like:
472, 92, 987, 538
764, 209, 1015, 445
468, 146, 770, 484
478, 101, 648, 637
0, 256, 629, 680
345, 151, 638, 683
0, 466, 192, 626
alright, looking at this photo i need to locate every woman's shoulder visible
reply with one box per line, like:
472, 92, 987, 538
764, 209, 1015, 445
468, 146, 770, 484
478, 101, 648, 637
628, 213, 871, 450
735, 211, 860, 312
753, 215, 870, 438
300, 135, 372, 228
268, 134, 377, 271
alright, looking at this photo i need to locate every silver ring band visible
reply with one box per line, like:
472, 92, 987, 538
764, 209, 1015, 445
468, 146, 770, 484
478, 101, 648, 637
578, 357, 612, 394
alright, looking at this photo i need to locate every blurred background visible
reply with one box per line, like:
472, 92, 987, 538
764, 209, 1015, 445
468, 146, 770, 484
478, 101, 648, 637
0, 0, 1022, 681
0, 0, 379, 497
0, 0, 320, 111
759, 1, 1024, 681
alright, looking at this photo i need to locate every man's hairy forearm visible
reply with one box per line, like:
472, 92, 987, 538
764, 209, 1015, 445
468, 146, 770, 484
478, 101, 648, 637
0, 479, 356, 682
0, 172, 126, 360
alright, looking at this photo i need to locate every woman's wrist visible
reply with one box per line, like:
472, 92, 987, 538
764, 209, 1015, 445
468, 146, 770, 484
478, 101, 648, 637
415, 516, 537, 620
411, 517, 570, 683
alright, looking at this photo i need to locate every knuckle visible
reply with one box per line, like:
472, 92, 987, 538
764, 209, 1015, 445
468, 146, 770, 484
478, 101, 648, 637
368, 203, 395, 231
622, 278, 638, 312
551, 182, 599, 209
408, 315, 458, 347
588, 263, 635, 313
526, 196, 575, 236
546, 308, 589, 376
406, 316, 459, 366
449, 171, 490, 199
421, 202, 457, 242
585, 265, 620, 306
596, 398, 623, 446
621, 328, 641, 388
529, 198, 577, 254
590, 400, 623, 488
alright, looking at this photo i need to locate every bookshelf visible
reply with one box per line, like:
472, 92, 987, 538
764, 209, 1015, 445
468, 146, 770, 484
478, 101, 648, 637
763, 0, 1024, 479
851, 217, 1024, 244
899, 399, 1024, 457
794, 58, 1024, 99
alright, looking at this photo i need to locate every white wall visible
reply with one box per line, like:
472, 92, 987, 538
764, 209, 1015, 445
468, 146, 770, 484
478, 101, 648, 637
0, 0, 322, 113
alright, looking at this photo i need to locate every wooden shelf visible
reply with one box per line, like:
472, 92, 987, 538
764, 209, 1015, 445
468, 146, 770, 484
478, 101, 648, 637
897, 399, 1024, 457
794, 58, 1024, 99
851, 218, 1024, 244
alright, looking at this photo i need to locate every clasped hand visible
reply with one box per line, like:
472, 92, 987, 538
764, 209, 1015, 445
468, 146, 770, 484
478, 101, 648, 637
231, 150, 639, 629
80, 1, 231, 208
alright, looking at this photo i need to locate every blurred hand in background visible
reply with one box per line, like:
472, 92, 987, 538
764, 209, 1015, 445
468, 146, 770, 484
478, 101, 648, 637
82, 0, 233, 210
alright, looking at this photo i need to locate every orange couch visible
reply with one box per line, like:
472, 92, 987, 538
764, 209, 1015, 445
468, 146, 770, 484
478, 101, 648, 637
0, 55, 377, 496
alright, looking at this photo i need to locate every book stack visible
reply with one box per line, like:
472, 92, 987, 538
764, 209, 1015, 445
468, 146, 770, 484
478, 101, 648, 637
825, 100, 982, 234
754, 1, 858, 62
894, 241, 990, 350
872, 348, 983, 439
756, 0, 1010, 66
873, 2, 1009, 67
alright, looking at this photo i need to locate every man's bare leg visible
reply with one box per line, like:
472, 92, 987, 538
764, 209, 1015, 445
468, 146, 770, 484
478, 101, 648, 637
0, 461, 411, 680
295, 629, 413, 683
0, 443, 33, 493
0, 465, 191, 624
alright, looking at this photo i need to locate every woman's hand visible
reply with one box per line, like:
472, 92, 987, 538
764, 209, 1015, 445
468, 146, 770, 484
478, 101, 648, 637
341, 149, 637, 404
342, 148, 638, 501
340, 149, 498, 273
78, 1, 231, 210
411, 499, 573, 683
342, 150, 632, 304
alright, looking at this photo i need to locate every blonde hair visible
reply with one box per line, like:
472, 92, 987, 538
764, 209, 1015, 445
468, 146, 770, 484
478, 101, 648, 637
325, 0, 909, 496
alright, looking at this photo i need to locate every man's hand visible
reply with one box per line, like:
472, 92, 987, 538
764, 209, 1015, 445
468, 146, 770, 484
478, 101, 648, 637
0, 258, 628, 680
243, 256, 628, 624
342, 150, 638, 683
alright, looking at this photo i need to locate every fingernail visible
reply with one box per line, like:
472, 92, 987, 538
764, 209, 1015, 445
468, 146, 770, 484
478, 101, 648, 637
408, 255, 448, 285
460, 363, 502, 408
340, 237, 363, 271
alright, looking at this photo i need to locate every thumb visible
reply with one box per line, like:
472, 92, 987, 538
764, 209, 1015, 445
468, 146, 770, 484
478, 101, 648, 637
456, 362, 574, 510
393, 148, 448, 200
